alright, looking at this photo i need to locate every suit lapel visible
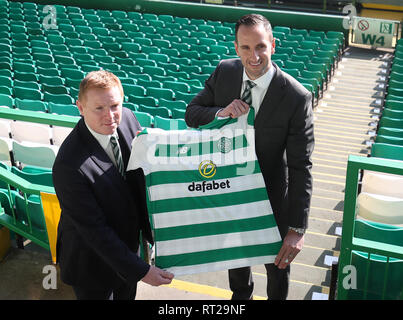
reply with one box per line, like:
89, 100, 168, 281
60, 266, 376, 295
77, 119, 128, 192
255, 63, 287, 128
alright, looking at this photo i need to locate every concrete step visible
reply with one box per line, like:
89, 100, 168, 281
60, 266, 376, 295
252, 263, 330, 300
310, 207, 343, 224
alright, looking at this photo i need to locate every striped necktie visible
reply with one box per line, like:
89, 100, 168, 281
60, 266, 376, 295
110, 135, 125, 178
241, 80, 256, 106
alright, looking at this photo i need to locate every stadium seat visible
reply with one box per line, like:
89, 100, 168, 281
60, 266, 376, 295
377, 127, 403, 139
138, 105, 171, 118
273, 26, 291, 35
146, 87, 175, 101
345, 218, 403, 300
14, 193, 47, 231
11, 121, 53, 145
15, 99, 48, 112
0, 137, 12, 163
12, 140, 57, 169
14, 86, 42, 101
154, 116, 187, 130
0, 94, 14, 108
371, 143, 403, 161
376, 135, 403, 146
379, 116, 403, 129
356, 191, 403, 225
44, 93, 75, 105
361, 170, 403, 199
158, 99, 187, 111
171, 108, 186, 119
11, 166, 53, 187
52, 126, 73, 146
134, 111, 154, 128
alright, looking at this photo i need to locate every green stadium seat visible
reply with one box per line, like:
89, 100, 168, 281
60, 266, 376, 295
388, 87, 403, 97
123, 84, 146, 97
272, 31, 286, 42
0, 94, 13, 108
129, 95, 158, 107
163, 81, 190, 93
385, 100, 403, 111
60, 68, 85, 80
274, 46, 293, 56
15, 98, 48, 112
174, 91, 196, 104
147, 87, 175, 101
138, 105, 171, 118
13, 61, 36, 73
148, 53, 170, 64
171, 108, 186, 119
134, 111, 154, 128
382, 108, 403, 119
284, 60, 305, 72
273, 26, 291, 35
379, 116, 403, 129
14, 71, 38, 82
14, 86, 42, 101
292, 54, 310, 65
291, 28, 309, 38
371, 143, 403, 160
327, 31, 344, 45
136, 79, 162, 89
11, 166, 53, 187
297, 76, 320, 98
377, 127, 403, 139
281, 68, 300, 78
281, 40, 300, 50
43, 92, 75, 105
286, 34, 304, 43
0, 86, 11, 95
143, 65, 166, 77
141, 45, 160, 55
302, 70, 325, 91
158, 98, 187, 111
376, 135, 403, 146
48, 102, 80, 116
154, 116, 187, 130
42, 84, 69, 95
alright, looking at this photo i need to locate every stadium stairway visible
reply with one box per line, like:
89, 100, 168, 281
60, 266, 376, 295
0, 46, 394, 301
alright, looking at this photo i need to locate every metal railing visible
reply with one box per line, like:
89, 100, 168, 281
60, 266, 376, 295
336, 155, 403, 300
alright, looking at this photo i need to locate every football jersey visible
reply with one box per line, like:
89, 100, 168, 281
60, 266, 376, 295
127, 108, 282, 275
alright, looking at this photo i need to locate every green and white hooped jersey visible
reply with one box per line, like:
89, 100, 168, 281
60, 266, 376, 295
127, 108, 282, 276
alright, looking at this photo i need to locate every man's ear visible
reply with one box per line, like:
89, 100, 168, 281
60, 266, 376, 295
76, 99, 84, 115
234, 40, 240, 57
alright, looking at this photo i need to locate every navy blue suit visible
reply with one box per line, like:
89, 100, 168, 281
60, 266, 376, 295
53, 108, 152, 298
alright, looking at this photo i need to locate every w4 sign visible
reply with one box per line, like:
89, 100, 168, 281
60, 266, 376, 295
352, 17, 398, 48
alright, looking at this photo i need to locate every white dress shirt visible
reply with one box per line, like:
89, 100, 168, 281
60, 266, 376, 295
85, 122, 119, 167
240, 63, 275, 117
216, 63, 275, 119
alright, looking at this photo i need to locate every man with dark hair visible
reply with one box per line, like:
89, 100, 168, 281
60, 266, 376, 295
185, 14, 314, 300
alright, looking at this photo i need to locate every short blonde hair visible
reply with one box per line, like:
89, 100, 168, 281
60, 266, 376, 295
78, 70, 124, 102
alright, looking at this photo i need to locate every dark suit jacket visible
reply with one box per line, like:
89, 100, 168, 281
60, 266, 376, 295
53, 107, 152, 291
185, 59, 314, 236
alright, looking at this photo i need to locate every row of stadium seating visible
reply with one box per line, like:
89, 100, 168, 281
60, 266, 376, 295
0, 113, 187, 167
336, 42, 403, 299
0, 0, 344, 120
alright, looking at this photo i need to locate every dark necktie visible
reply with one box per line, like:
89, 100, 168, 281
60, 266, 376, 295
110, 135, 125, 178
241, 80, 256, 106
